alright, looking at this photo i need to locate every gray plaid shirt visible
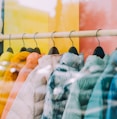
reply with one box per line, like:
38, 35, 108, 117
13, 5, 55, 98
41, 53, 84, 119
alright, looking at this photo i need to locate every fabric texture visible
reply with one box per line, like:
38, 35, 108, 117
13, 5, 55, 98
41, 53, 84, 119
84, 50, 117, 119
0, 51, 13, 78
0, 51, 30, 117
1, 52, 41, 119
106, 74, 117, 119
62, 55, 109, 119
6, 54, 61, 119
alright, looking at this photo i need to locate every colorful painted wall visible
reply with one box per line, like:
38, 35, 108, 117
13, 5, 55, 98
3, 0, 117, 57
79, 0, 117, 58
4, 0, 79, 54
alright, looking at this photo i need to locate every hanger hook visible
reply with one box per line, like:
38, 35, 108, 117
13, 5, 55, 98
96, 29, 102, 46
69, 30, 75, 46
22, 33, 26, 47
9, 34, 11, 47
34, 32, 38, 47
51, 31, 56, 47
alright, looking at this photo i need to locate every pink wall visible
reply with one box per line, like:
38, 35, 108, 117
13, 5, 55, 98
79, 0, 117, 58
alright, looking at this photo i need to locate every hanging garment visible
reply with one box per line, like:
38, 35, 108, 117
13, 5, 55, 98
84, 50, 117, 119
0, 51, 13, 62
0, 51, 30, 117
2, 51, 30, 81
0, 51, 13, 78
62, 54, 109, 119
6, 54, 61, 119
1, 52, 41, 119
41, 52, 84, 119
105, 74, 117, 119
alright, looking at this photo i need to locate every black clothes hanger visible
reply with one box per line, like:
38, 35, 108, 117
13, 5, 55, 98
93, 29, 105, 58
7, 34, 13, 53
48, 31, 59, 54
68, 30, 79, 55
26, 48, 35, 53
21, 33, 41, 53
20, 33, 35, 53
33, 32, 41, 54
20, 33, 27, 52
20, 47, 27, 52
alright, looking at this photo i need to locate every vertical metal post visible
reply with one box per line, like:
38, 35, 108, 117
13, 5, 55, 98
0, 0, 4, 54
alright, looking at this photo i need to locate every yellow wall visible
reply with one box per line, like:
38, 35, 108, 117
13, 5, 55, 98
48, 0, 79, 53
4, 0, 79, 54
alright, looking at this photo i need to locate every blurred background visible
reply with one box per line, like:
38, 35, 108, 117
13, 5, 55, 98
0, 0, 117, 58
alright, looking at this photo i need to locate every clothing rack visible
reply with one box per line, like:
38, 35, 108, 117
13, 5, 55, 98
0, 29, 117, 41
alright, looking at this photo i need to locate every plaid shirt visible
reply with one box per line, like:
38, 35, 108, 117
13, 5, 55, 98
41, 53, 84, 119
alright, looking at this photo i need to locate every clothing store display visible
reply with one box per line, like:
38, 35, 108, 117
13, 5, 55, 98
0, 30, 117, 119
1, 52, 41, 119
62, 55, 109, 119
84, 50, 117, 119
6, 54, 61, 119
0, 51, 30, 117
41, 53, 84, 119
106, 74, 117, 119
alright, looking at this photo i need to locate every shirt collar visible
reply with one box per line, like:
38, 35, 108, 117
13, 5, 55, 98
82, 54, 109, 72
59, 52, 84, 69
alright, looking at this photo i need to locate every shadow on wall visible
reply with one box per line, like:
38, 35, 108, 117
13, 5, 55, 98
79, 0, 117, 58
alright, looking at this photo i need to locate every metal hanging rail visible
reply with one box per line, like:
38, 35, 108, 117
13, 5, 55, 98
0, 29, 117, 41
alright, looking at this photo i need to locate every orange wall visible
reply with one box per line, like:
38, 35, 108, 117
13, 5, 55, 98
79, 0, 117, 58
